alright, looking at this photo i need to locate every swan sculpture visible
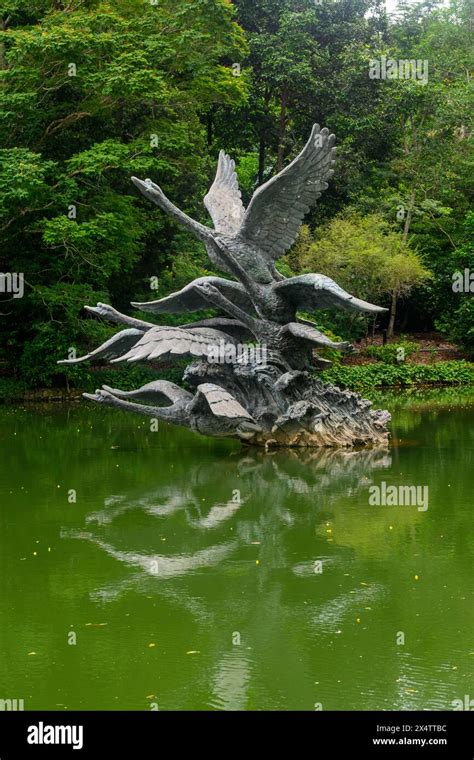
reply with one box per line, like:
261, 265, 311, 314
59, 124, 390, 447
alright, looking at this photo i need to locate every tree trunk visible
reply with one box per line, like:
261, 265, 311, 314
402, 191, 415, 244
387, 291, 397, 339
276, 88, 288, 172
387, 191, 415, 338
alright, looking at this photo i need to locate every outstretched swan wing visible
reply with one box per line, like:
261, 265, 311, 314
204, 151, 245, 234
274, 274, 388, 314
237, 124, 336, 261
283, 322, 353, 351
109, 326, 236, 363
57, 329, 143, 365
131, 276, 256, 316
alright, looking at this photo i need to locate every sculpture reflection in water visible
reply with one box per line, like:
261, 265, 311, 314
67, 447, 391, 584
64, 447, 391, 708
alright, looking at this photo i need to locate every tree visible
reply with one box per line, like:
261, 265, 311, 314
292, 212, 431, 337
0, 0, 247, 387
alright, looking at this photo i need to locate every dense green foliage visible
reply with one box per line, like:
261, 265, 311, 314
288, 214, 431, 339
0, 0, 472, 391
322, 359, 474, 391
363, 340, 420, 363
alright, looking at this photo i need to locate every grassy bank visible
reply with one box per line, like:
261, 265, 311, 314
0, 357, 474, 402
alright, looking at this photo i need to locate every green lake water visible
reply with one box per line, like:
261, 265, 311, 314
0, 388, 473, 711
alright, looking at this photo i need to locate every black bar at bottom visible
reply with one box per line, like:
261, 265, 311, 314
0, 710, 472, 756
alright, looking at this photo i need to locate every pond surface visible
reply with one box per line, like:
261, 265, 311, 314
0, 389, 473, 710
